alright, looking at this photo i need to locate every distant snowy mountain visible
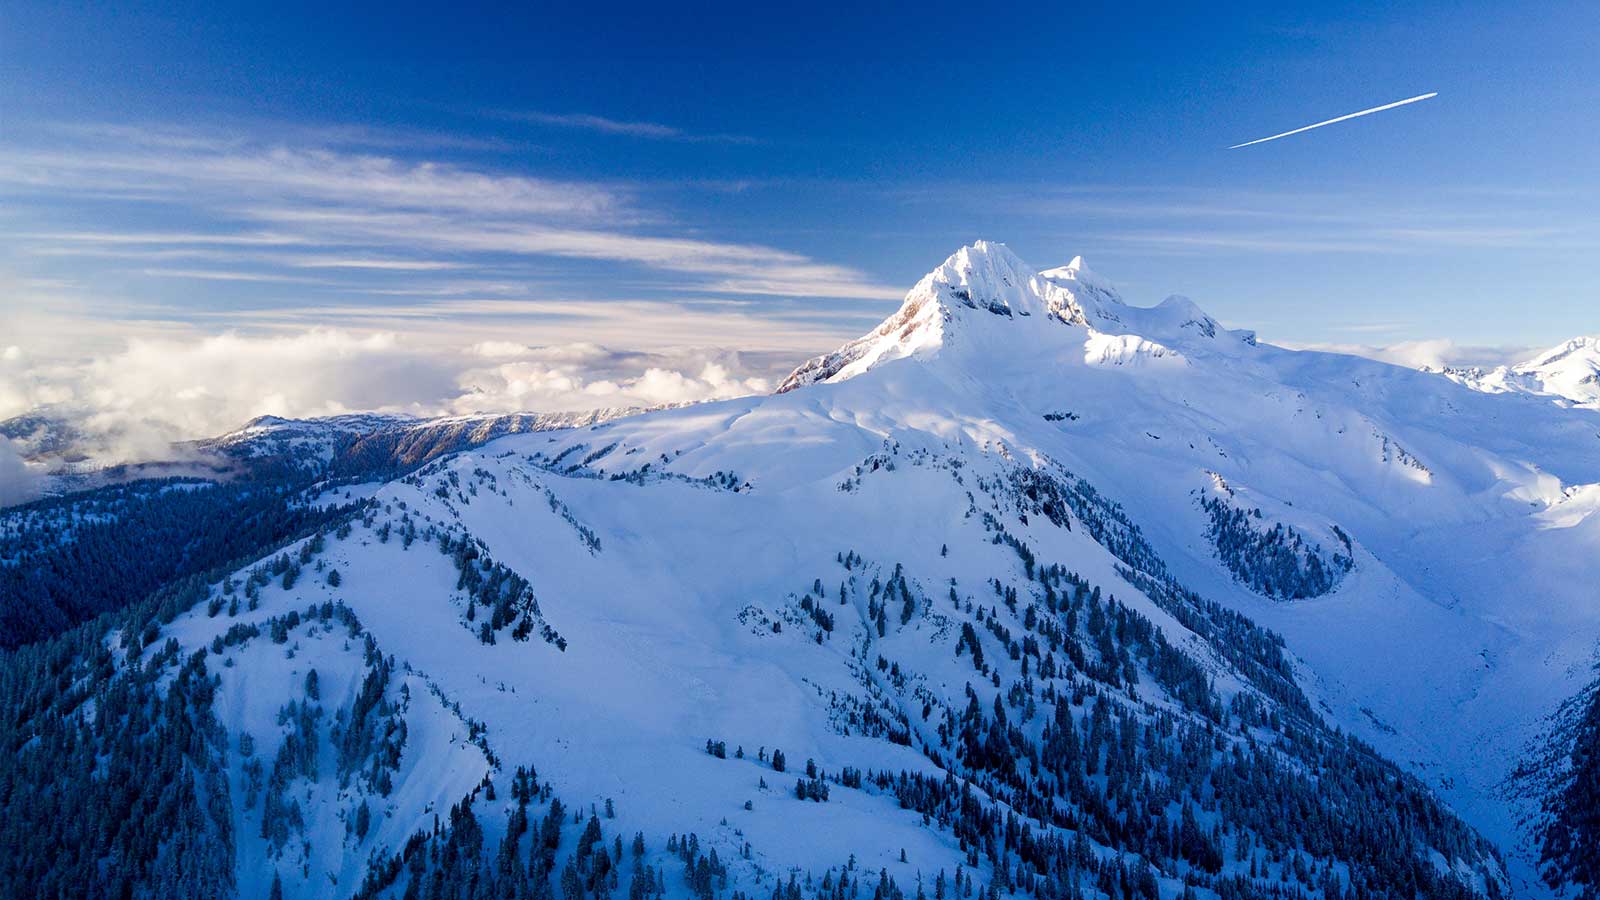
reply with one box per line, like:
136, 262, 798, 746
1431, 335, 1600, 409
5, 242, 1598, 900
196, 408, 662, 476
0, 410, 91, 462
0, 407, 666, 499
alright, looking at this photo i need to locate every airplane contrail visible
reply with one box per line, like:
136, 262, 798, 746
1228, 92, 1438, 149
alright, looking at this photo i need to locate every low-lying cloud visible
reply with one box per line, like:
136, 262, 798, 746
0, 438, 44, 507
456, 341, 774, 414
0, 330, 800, 475
1285, 338, 1535, 371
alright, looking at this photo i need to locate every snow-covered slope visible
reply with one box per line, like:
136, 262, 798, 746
116, 242, 1600, 899
1434, 335, 1600, 409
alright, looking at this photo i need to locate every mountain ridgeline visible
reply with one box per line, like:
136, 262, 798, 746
2, 242, 1598, 900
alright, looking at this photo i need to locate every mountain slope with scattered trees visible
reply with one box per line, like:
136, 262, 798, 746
2, 242, 1597, 899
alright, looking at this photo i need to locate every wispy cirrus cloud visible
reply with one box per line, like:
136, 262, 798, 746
143, 286, 874, 356
139, 268, 336, 284
228, 206, 902, 299
499, 110, 757, 144
0, 143, 622, 217
1093, 224, 1595, 256
286, 257, 463, 271
0, 122, 892, 304
20, 230, 313, 247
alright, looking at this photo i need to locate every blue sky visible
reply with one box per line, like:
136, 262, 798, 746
2, 0, 1598, 443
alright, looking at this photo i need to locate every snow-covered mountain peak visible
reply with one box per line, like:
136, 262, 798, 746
1515, 335, 1600, 405
777, 242, 1245, 393
1524, 334, 1600, 371
1040, 253, 1090, 276
909, 240, 1114, 324
1037, 254, 1113, 295
777, 242, 1136, 392
1435, 334, 1600, 408
939, 238, 1025, 275
776, 241, 1043, 392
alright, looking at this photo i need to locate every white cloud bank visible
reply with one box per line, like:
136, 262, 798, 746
0, 330, 796, 472
457, 341, 772, 413
1282, 338, 1535, 370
